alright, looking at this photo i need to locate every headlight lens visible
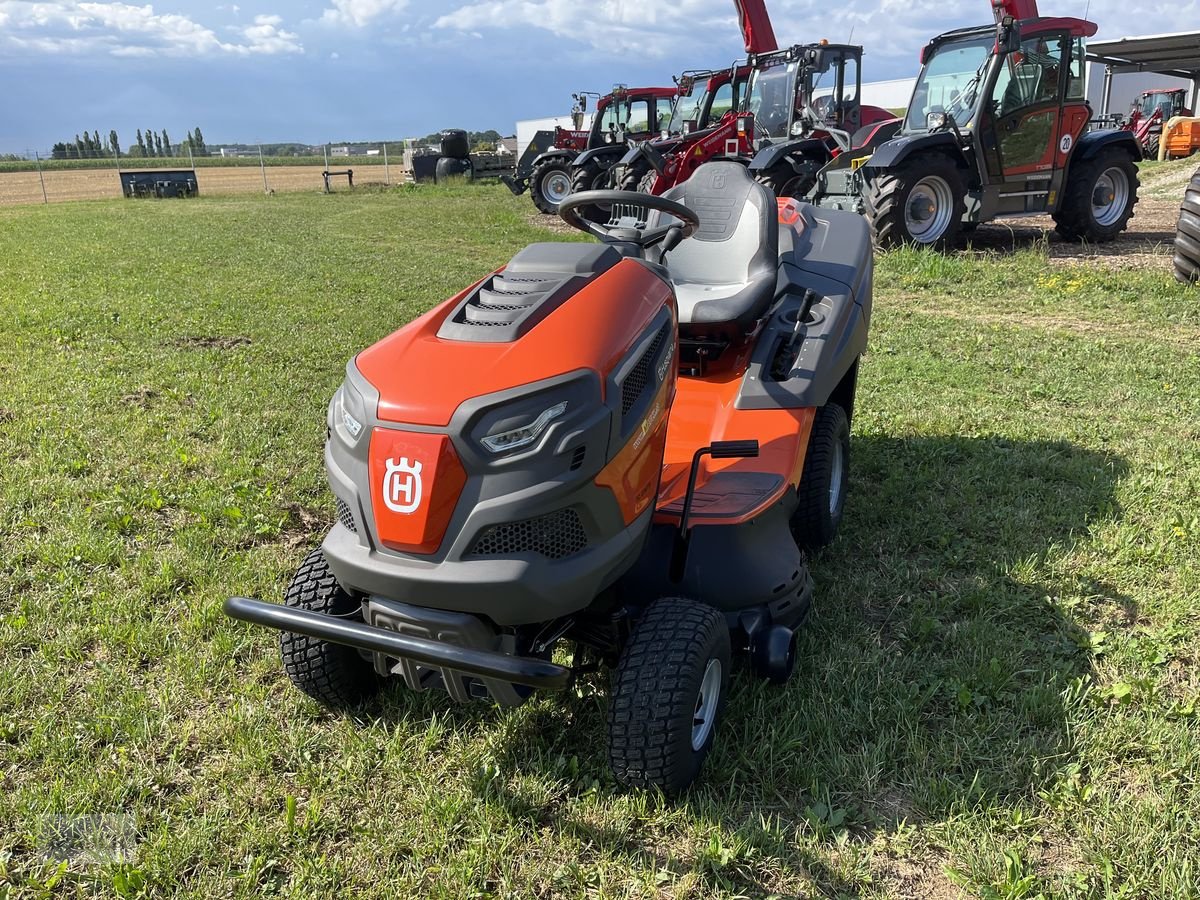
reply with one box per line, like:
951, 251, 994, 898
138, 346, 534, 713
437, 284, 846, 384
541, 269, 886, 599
926, 111, 947, 130
333, 380, 367, 444
480, 402, 567, 454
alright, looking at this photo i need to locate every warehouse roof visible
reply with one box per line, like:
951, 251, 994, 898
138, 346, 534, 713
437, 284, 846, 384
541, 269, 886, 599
1087, 31, 1200, 80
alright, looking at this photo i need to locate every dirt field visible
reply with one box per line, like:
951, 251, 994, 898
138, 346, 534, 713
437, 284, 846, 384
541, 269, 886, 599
0, 164, 400, 206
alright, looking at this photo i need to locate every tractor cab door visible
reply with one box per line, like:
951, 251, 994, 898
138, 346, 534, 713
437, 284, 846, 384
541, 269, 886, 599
591, 96, 659, 148
978, 34, 1090, 215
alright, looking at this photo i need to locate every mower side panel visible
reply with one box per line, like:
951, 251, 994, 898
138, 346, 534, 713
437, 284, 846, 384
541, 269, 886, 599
736, 204, 873, 412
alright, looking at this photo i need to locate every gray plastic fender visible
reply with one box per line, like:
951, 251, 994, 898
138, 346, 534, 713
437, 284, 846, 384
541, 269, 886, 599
749, 139, 831, 173
1074, 129, 1141, 162
865, 131, 964, 169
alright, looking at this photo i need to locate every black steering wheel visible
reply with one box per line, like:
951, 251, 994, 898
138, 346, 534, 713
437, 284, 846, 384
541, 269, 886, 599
558, 190, 701, 249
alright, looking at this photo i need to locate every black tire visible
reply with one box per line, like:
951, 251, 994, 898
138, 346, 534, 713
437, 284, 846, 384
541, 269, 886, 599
791, 403, 850, 551
1172, 166, 1200, 284
279, 548, 381, 708
608, 598, 731, 795
863, 152, 966, 250
434, 156, 473, 185
529, 158, 573, 215
1146, 134, 1160, 161
569, 160, 612, 223
754, 164, 816, 200
1053, 148, 1139, 243
618, 158, 651, 193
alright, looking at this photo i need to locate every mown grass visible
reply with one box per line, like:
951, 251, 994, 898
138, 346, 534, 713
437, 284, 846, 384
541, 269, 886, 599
1, 185, 1198, 899
0, 156, 401, 174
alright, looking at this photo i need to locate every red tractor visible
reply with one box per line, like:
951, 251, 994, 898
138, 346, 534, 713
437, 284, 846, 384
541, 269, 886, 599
1124, 87, 1192, 159
502, 86, 677, 215
619, 42, 896, 200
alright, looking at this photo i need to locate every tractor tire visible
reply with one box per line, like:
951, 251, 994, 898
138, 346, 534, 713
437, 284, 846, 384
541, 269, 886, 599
791, 403, 850, 551
569, 160, 612, 223
279, 548, 381, 708
608, 598, 730, 795
1053, 147, 1139, 243
754, 164, 816, 200
1174, 166, 1200, 284
863, 152, 966, 250
618, 159, 651, 193
1146, 134, 1160, 161
529, 158, 573, 215
434, 156, 474, 185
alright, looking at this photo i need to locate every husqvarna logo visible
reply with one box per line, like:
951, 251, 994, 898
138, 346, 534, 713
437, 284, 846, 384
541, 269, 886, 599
382, 457, 423, 514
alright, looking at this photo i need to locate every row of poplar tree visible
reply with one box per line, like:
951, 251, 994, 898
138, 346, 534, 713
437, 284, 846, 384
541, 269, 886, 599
50, 127, 210, 160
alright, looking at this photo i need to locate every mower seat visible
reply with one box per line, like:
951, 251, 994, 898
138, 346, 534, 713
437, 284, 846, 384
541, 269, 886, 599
656, 162, 779, 330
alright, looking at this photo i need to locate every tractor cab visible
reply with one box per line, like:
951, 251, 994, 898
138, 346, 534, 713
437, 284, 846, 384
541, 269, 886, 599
669, 65, 752, 135
1130, 88, 1189, 123
584, 86, 678, 149
744, 43, 871, 150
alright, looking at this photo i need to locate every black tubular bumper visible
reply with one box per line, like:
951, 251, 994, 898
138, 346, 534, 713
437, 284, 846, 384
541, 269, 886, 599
223, 597, 572, 691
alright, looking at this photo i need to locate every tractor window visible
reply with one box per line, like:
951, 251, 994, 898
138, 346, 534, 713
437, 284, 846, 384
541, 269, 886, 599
625, 100, 651, 134
840, 56, 859, 106
746, 62, 796, 138
670, 90, 707, 132
992, 36, 1067, 119
904, 35, 993, 131
655, 101, 673, 133
710, 81, 736, 120
1066, 37, 1085, 101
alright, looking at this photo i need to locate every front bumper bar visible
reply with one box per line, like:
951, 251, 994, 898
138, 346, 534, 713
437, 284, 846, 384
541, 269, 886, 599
224, 596, 572, 691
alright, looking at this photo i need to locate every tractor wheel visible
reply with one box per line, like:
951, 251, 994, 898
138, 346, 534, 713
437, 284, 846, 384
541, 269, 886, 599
279, 548, 381, 708
754, 164, 815, 200
608, 598, 730, 795
569, 160, 611, 223
1146, 134, 1161, 161
863, 152, 966, 249
1174, 165, 1200, 284
1053, 148, 1139, 243
791, 403, 850, 551
618, 159, 651, 193
529, 158, 573, 215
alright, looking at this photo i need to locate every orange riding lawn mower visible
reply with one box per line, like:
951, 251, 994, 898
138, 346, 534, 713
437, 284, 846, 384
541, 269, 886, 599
225, 161, 874, 793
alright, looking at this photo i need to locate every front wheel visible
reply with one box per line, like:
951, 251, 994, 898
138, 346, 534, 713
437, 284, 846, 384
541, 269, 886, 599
569, 160, 612, 223
279, 548, 381, 708
1053, 148, 1139, 243
608, 598, 731, 795
529, 158, 573, 215
863, 152, 966, 249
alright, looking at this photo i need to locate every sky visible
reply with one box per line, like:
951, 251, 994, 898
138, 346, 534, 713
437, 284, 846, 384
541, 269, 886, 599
1, 0, 1197, 152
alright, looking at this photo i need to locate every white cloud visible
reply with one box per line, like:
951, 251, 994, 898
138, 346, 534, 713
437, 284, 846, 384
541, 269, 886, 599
0, 1, 302, 57
318, 0, 409, 27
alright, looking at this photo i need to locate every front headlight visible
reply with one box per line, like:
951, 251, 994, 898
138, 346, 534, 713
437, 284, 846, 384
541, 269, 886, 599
480, 402, 567, 454
332, 380, 367, 445
926, 111, 947, 130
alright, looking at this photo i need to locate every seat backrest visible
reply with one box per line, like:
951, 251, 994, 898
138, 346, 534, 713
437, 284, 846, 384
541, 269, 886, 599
659, 162, 778, 291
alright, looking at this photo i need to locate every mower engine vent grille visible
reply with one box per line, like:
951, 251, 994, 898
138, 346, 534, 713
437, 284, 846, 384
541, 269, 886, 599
468, 508, 588, 560
621, 322, 671, 416
336, 497, 358, 533
569, 446, 586, 471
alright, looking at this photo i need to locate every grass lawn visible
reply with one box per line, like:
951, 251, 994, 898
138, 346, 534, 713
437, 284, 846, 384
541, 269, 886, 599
1, 181, 1198, 899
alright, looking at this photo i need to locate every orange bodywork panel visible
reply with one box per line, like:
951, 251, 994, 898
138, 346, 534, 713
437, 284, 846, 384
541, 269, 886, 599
655, 362, 815, 527
355, 259, 674, 426
368, 428, 467, 554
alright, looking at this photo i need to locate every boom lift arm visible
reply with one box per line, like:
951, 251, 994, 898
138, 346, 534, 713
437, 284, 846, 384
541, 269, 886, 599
734, 0, 777, 54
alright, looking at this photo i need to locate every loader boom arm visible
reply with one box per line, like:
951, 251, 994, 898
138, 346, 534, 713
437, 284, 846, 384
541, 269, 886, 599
734, 0, 777, 54
991, 0, 1039, 23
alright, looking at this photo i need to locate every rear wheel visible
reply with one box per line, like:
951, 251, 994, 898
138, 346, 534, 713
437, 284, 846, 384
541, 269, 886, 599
1174, 166, 1200, 284
864, 152, 966, 249
1053, 148, 1138, 243
608, 598, 730, 795
530, 158, 573, 215
618, 158, 651, 193
569, 160, 612, 223
791, 403, 850, 551
279, 548, 381, 708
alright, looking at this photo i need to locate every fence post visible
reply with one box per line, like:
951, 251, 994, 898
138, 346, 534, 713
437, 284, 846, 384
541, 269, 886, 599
323, 144, 329, 172
383, 143, 390, 185
188, 143, 194, 169
259, 144, 269, 193
34, 150, 48, 204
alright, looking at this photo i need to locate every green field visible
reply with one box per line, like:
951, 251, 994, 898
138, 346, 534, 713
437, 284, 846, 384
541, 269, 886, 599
0, 155, 400, 174
2, 184, 1198, 899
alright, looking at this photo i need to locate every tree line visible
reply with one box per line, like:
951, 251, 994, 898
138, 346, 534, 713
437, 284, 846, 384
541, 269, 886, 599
51, 127, 210, 160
